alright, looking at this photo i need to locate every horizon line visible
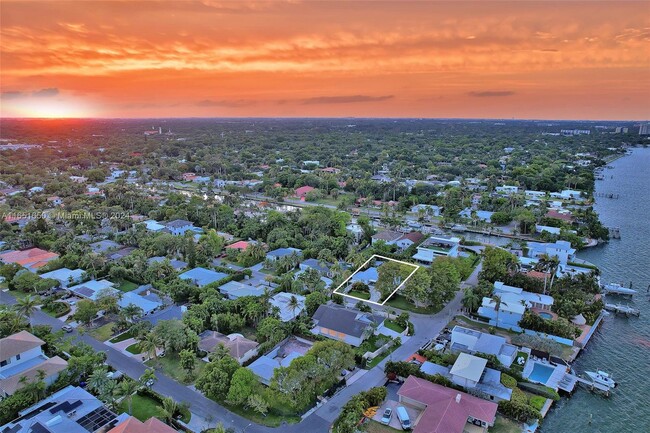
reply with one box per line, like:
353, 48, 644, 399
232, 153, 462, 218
0, 116, 647, 123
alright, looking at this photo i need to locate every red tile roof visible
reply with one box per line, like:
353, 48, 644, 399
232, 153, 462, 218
226, 240, 250, 250
400, 232, 425, 243
295, 185, 315, 197
545, 210, 574, 222
108, 417, 177, 433
398, 376, 497, 433
0, 248, 59, 267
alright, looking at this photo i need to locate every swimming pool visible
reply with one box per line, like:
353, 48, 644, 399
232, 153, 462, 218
538, 312, 553, 320
528, 363, 554, 385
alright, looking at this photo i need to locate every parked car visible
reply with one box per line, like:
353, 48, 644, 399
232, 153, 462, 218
62, 325, 73, 333
396, 406, 412, 430
68, 300, 76, 306
381, 408, 393, 425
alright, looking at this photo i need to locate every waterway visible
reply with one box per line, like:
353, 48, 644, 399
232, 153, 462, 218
539, 147, 650, 433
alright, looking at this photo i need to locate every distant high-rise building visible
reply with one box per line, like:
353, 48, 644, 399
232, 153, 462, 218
639, 123, 650, 135
615, 127, 628, 133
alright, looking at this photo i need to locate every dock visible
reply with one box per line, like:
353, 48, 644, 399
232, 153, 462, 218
601, 283, 636, 296
607, 227, 621, 239
604, 303, 640, 316
558, 373, 612, 396
596, 192, 619, 199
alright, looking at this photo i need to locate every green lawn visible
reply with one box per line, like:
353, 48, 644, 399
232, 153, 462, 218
383, 319, 405, 333
348, 290, 370, 300
116, 279, 138, 292
490, 415, 522, 433
118, 394, 190, 423
364, 420, 401, 433
146, 353, 206, 385
366, 342, 400, 368
451, 316, 521, 340
88, 323, 115, 341
126, 343, 143, 354
42, 302, 70, 318
385, 294, 441, 314
109, 329, 135, 343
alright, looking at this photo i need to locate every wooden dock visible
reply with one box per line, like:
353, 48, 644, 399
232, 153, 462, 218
604, 303, 640, 316
559, 374, 612, 396
607, 227, 621, 239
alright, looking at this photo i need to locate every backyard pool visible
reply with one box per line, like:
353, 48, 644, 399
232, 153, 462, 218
538, 312, 553, 320
528, 362, 554, 385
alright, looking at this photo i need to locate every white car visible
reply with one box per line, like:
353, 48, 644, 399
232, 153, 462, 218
381, 408, 392, 425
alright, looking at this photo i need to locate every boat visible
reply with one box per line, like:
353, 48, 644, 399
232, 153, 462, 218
451, 224, 467, 232
585, 370, 617, 389
601, 282, 637, 296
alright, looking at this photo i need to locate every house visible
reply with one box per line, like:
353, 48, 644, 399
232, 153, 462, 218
459, 208, 494, 223
118, 292, 161, 315
107, 416, 178, 433
182, 172, 196, 181
248, 336, 314, 385
226, 240, 251, 251
0, 331, 68, 397
294, 185, 315, 198
142, 220, 167, 232
535, 225, 562, 235
198, 331, 259, 364
107, 247, 137, 262
450, 326, 517, 368
450, 353, 487, 389
269, 292, 306, 321
265, 247, 302, 262
526, 240, 576, 266
412, 235, 460, 264
179, 267, 228, 287
164, 219, 198, 236
218, 280, 266, 299
397, 376, 498, 433
495, 185, 519, 195
477, 281, 554, 329
298, 258, 330, 275
1, 385, 128, 433
68, 279, 118, 301
525, 190, 547, 200
0, 248, 59, 272
89, 240, 122, 254
216, 231, 235, 242
47, 196, 63, 206
371, 230, 403, 245
147, 256, 187, 271
545, 209, 574, 223
346, 223, 364, 242
410, 204, 441, 217
550, 189, 584, 200
396, 232, 425, 250
39, 268, 85, 288
311, 304, 384, 347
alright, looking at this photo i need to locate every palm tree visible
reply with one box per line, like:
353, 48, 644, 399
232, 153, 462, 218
14, 295, 40, 325
120, 304, 143, 323
489, 294, 507, 327
116, 379, 138, 415
139, 332, 160, 361
88, 366, 111, 395
288, 295, 300, 319
461, 288, 481, 313
157, 397, 178, 425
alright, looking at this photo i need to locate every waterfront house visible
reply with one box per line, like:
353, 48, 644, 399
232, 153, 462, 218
477, 281, 554, 329
397, 375, 498, 433
311, 304, 384, 347
526, 240, 576, 266
0, 331, 68, 397
450, 326, 517, 368
412, 235, 460, 264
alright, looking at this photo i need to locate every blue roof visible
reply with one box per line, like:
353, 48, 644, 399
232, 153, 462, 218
118, 292, 161, 314
220, 280, 266, 299
351, 267, 379, 284
143, 305, 184, 325
267, 247, 302, 258
179, 267, 228, 287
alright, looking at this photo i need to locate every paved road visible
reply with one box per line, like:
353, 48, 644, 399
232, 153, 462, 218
0, 259, 480, 433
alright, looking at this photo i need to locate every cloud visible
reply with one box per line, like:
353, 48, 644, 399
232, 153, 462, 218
32, 88, 60, 97
301, 95, 394, 105
196, 99, 256, 107
1, 91, 25, 100
468, 91, 515, 98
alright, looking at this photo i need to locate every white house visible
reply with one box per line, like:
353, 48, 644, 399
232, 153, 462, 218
0, 331, 68, 397
164, 219, 198, 236
412, 235, 460, 264
269, 292, 306, 321
527, 240, 576, 266
450, 353, 487, 389
495, 185, 519, 195
40, 268, 85, 288
450, 326, 517, 368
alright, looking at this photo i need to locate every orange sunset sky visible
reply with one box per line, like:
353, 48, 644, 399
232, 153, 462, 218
1, 0, 649, 120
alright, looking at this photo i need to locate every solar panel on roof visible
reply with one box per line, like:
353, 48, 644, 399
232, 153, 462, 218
49, 400, 82, 414
76, 287, 95, 297
77, 407, 116, 432
29, 423, 51, 433
13, 402, 57, 422
2, 425, 22, 433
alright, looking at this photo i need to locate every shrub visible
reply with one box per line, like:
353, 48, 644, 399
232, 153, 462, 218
501, 373, 517, 389
517, 382, 561, 401
498, 399, 541, 423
